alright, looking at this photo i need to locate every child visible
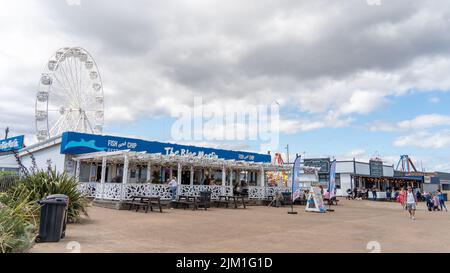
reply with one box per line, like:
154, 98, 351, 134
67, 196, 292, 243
425, 192, 433, 212
437, 190, 448, 212
405, 187, 417, 220
398, 189, 406, 210
433, 193, 440, 211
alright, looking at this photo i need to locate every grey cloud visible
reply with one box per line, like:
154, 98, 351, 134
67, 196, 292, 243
241, 2, 450, 80
40, 0, 450, 99
44, 0, 160, 55
2, 0, 450, 139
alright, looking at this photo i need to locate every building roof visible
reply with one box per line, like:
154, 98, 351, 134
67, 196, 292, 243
72, 150, 298, 172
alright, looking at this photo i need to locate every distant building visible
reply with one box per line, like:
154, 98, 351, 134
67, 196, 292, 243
435, 172, 450, 196
303, 158, 423, 198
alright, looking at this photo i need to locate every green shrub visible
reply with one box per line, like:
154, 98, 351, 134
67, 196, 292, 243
0, 172, 19, 193
0, 197, 37, 253
0, 186, 39, 226
14, 170, 89, 223
0, 153, 89, 252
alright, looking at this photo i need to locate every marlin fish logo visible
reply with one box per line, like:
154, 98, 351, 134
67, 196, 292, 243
64, 139, 107, 151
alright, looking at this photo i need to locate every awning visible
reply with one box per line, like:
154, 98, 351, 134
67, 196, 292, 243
352, 174, 423, 183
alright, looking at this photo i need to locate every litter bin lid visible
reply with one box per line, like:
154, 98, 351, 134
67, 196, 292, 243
38, 199, 68, 205
46, 194, 69, 202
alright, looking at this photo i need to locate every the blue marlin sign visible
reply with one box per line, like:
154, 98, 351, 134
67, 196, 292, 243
60, 132, 271, 163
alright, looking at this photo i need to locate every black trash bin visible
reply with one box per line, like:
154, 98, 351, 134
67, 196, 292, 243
36, 194, 69, 243
198, 191, 212, 209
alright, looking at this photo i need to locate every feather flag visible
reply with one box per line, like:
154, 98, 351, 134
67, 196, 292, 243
292, 156, 301, 201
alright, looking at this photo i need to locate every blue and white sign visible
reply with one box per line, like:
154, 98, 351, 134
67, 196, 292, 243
60, 132, 272, 163
0, 135, 24, 153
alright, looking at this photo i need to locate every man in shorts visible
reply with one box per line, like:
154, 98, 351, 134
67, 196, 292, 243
406, 186, 417, 220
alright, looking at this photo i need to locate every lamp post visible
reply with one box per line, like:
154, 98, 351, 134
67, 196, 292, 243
285, 144, 289, 164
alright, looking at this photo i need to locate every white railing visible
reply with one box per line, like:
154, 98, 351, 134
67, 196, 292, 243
248, 186, 266, 199
179, 185, 233, 200
265, 186, 291, 197
76, 182, 97, 197
78, 182, 289, 201
103, 183, 123, 200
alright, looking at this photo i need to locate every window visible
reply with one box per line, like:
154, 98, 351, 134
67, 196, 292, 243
319, 174, 329, 183
335, 173, 341, 189
79, 162, 91, 182
442, 184, 450, 191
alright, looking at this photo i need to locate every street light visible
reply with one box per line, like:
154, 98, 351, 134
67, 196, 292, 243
285, 144, 289, 164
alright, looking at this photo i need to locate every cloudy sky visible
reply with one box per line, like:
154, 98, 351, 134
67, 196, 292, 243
1, 0, 450, 171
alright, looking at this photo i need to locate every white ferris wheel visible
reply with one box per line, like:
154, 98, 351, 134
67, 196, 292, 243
35, 47, 104, 142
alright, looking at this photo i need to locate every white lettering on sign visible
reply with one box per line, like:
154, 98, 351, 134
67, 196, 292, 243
0, 139, 20, 151
238, 154, 254, 161
108, 139, 137, 150
164, 146, 218, 159
127, 142, 137, 149
107, 140, 118, 147
164, 147, 173, 155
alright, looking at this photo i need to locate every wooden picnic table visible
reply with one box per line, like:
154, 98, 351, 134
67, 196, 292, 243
229, 196, 247, 209
215, 195, 230, 208
125, 196, 163, 213
174, 195, 198, 210
215, 195, 247, 209
323, 197, 339, 206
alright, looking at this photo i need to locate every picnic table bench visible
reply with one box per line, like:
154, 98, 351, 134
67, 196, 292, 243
264, 195, 275, 206
324, 197, 339, 206
125, 196, 163, 213
214, 195, 230, 208
215, 195, 247, 209
174, 195, 198, 210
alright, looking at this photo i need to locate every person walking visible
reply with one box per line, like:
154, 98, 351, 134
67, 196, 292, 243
432, 193, 440, 211
168, 176, 178, 202
406, 186, 417, 220
424, 192, 433, 211
386, 188, 392, 201
371, 186, 377, 201
437, 190, 447, 212
398, 188, 406, 210
416, 189, 422, 202
394, 189, 399, 203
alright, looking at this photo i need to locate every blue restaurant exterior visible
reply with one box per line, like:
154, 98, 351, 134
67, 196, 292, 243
9, 131, 290, 205
60, 131, 271, 163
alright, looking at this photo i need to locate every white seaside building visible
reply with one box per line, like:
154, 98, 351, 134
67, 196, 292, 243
1, 131, 321, 204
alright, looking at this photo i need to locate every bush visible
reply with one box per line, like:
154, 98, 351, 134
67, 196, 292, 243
0, 190, 38, 253
0, 205, 35, 253
0, 152, 89, 252
0, 186, 39, 225
14, 170, 89, 223
0, 172, 19, 192
0, 170, 88, 253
